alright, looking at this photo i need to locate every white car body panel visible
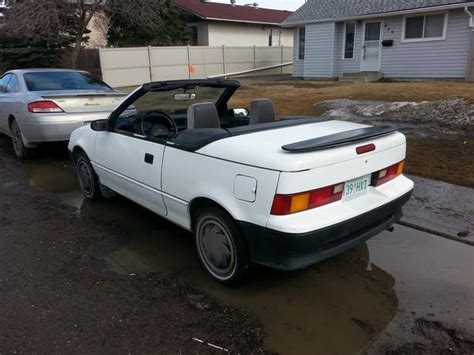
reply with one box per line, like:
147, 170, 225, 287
92, 132, 167, 216
197, 120, 404, 172
161, 147, 280, 230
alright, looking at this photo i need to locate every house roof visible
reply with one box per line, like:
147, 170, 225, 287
173, 0, 293, 26
283, 0, 469, 26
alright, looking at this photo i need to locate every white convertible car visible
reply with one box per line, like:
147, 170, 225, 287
69, 80, 414, 284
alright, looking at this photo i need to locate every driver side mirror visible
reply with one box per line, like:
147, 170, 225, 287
91, 119, 109, 132
233, 108, 249, 118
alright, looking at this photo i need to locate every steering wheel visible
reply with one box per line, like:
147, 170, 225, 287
139, 110, 178, 139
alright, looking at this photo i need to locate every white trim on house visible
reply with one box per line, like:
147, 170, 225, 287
282, 2, 468, 27
330, 22, 336, 76
360, 19, 384, 72
401, 11, 449, 43
342, 21, 357, 60
197, 17, 283, 26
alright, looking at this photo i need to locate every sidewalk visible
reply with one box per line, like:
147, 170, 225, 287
402, 175, 474, 245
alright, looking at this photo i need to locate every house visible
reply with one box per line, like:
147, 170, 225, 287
0, 0, 11, 22
173, 0, 294, 46
283, 0, 474, 81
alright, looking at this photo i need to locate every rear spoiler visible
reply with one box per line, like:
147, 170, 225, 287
282, 126, 397, 153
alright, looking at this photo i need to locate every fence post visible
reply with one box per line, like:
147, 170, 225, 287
222, 45, 226, 75
281, 45, 284, 75
253, 45, 257, 78
147, 46, 153, 82
187, 45, 192, 79
98, 47, 105, 80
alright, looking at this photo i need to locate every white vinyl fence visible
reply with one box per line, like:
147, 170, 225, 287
99, 46, 293, 88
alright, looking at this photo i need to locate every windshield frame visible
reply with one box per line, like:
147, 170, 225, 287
108, 79, 240, 130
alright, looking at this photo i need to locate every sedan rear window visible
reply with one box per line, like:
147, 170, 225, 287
24, 71, 113, 92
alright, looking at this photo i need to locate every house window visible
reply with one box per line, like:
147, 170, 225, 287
343, 22, 356, 59
189, 25, 198, 46
269, 28, 281, 47
403, 13, 447, 42
298, 27, 305, 60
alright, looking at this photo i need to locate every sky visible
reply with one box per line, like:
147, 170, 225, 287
211, 0, 306, 11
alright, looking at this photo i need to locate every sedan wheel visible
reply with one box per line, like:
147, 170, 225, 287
195, 208, 250, 284
11, 120, 31, 159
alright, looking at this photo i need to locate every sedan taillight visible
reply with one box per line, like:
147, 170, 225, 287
373, 161, 405, 186
27, 101, 64, 114
271, 183, 344, 216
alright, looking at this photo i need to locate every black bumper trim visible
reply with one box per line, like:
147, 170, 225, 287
237, 191, 412, 271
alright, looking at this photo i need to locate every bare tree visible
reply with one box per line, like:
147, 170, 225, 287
4, 0, 105, 68
60, 0, 105, 67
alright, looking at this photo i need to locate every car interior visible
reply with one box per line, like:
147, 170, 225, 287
113, 84, 278, 140
106, 81, 324, 151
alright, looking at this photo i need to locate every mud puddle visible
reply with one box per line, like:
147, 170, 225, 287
20, 157, 474, 354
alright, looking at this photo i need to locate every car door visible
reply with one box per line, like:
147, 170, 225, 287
0, 74, 13, 134
92, 109, 167, 217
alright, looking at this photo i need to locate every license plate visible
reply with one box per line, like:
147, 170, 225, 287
344, 175, 371, 201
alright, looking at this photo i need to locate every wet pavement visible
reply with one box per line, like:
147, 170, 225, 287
17, 149, 474, 354
403, 175, 474, 244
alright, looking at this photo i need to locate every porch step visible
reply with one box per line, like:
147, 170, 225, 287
339, 72, 384, 83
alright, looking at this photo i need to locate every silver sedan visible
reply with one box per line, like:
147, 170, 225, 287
0, 69, 126, 159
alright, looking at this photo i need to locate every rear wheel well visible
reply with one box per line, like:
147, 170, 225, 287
8, 115, 15, 131
189, 198, 233, 231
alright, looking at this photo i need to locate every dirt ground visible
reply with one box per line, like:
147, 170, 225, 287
230, 79, 474, 188
0, 140, 264, 353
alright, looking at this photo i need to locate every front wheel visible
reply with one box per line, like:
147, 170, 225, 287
75, 152, 103, 201
195, 207, 250, 285
11, 120, 33, 159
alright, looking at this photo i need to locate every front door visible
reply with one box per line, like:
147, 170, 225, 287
93, 131, 168, 217
361, 21, 382, 72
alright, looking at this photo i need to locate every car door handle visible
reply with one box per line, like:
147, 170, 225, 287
144, 153, 154, 164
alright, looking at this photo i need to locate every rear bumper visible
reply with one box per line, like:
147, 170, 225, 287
238, 191, 412, 271
18, 112, 109, 143
21, 121, 86, 143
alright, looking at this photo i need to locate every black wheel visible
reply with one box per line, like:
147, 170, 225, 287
11, 120, 32, 159
195, 207, 250, 285
75, 152, 102, 201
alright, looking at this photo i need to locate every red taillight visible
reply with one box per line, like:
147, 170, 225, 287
356, 144, 376, 155
271, 182, 344, 216
373, 161, 405, 186
27, 101, 64, 114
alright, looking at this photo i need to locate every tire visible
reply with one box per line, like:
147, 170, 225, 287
195, 207, 250, 285
74, 151, 102, 201
11, 120, 32, 159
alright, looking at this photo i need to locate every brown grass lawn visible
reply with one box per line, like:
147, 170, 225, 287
230, 80, 474, 117
230, 80, 474, 188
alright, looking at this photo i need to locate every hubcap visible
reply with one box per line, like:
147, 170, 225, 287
77, 160, 93, 195
198, 218, 236, 280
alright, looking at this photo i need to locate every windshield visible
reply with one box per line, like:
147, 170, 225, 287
130, 86, 227, 114
24, 71, 113, 92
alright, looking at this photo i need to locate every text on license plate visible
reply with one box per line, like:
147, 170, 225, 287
344, 175, 371, 201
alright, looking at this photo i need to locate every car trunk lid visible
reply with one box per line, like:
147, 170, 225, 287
39, 91, 127, 113
197, 120, 406, 172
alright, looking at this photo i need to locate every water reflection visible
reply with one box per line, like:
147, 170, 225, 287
77, 196, 398, 354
